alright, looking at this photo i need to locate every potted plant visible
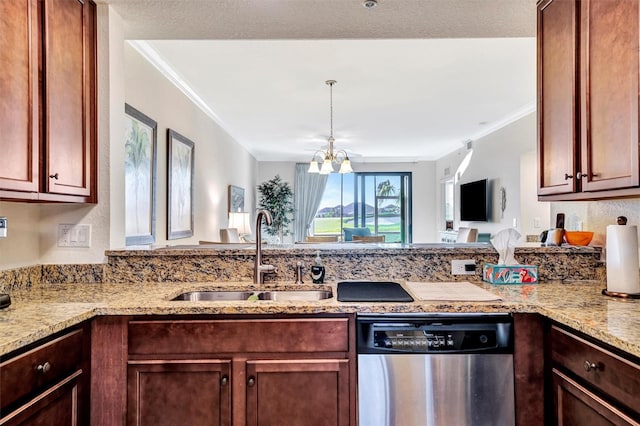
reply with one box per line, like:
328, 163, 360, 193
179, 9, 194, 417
257, 175, 294, 242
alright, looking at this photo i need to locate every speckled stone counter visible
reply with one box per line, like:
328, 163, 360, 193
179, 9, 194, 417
104, 244, 603, 283
2, 278, 640, 363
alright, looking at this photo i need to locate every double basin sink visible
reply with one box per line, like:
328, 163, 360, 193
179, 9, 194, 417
172, 289, 332, 302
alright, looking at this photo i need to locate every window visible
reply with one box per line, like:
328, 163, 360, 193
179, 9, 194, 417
444, 178, 454, 229
313, 172, 412, 243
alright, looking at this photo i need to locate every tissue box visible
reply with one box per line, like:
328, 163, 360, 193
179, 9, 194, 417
483, 264, 538, 284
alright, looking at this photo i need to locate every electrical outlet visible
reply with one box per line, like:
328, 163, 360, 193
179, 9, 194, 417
57, 224, 91, 247
451, 259, 476, 275
533, 217, 541, 228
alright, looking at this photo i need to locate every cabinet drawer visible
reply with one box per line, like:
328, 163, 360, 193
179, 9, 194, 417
550, 325, 640, 412
0, 329, 83, 413
129, 318, 349, 356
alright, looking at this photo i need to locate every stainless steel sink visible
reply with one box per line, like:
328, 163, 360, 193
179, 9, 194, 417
172, 291, 255, 301
171, 290, 332, 301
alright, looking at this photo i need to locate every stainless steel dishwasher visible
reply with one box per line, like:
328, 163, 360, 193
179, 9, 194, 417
357, 313, 514, 426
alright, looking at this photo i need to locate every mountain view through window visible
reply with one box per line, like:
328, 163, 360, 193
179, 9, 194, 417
312, 172, 412, 243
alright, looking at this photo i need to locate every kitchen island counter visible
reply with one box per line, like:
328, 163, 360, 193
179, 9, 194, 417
2, 279, 639, 360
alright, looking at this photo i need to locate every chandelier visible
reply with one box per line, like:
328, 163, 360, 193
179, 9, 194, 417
307, 80, 353, 174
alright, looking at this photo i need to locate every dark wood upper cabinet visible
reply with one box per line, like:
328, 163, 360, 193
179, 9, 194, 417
537, 0, 578, 196
0, 0, 40, 194
579, 0, 639, 193
0, 0, 97, 203
538, 0, 640, 201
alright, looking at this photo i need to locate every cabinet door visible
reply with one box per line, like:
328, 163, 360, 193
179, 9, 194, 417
579, 0, 640, 192
43, 0, 96, 200
0, 371, 82, 426
0, 0, 39, 193
552, 368, 639, 426
537, 0, 578, 196
127, 360, 231, 426
246, 359, 350, 426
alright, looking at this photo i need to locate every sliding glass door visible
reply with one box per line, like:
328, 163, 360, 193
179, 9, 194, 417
313, 172, 412, 243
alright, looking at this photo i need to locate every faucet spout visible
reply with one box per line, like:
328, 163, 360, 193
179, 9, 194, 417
254, 210, 276, 284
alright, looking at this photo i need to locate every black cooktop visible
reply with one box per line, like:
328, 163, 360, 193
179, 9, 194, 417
337, 281, 414, 302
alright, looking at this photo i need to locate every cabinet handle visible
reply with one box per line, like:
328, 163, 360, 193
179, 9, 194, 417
49, 173, 59, 180
221, 375, 228, 386
247, 376, 256, 387
578, 172, 600, 179
564, 173, 573, 180
583, 360, 600, 372
36, 362, 51, 374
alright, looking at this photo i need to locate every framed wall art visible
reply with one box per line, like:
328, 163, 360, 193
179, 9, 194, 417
124, 104, 157, 246
167, 129, 195, 240
228, 185, 245, 213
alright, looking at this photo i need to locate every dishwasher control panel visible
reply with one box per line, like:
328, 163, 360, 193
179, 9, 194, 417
357, 314, 513, 354
373, 329, 497, 351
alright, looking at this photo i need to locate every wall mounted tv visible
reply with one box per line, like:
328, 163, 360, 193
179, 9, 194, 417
460, 178, 490, 222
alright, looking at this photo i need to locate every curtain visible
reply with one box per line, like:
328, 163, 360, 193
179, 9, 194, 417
294, 163, 329, 242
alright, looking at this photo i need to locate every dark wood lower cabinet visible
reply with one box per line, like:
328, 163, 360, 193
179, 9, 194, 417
549, 324, 640, 425
552, 369, 639, 426
0, 368, 82, 426
246, 359, 350, 426
112, 315, 356, 426
127, 360, 231, 426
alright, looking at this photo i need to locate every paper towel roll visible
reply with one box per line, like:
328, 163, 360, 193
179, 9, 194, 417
606, 224, 640, 294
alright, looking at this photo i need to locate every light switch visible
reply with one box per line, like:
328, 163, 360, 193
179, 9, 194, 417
58, 224, 91, 247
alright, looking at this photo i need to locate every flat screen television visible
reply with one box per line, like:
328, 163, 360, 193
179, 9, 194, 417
460, 179, 489, 222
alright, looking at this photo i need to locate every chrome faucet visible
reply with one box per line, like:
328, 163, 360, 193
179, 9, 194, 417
254, 210, 277, 284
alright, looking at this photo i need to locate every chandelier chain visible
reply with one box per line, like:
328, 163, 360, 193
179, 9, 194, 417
329, 81, 333, 140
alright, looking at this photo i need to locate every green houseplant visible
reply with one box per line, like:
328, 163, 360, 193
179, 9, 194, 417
257, 175, 294, 241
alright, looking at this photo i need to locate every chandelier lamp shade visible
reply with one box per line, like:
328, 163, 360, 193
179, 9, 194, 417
308, 80, 353, 174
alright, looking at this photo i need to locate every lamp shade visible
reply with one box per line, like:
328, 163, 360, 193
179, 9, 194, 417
308, 160, 320, 173
228, 212, 251, 235
320, 158, 334, 174
339, 158, 353, 174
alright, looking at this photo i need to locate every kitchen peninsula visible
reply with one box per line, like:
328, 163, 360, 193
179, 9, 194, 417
3, 244, 639, 425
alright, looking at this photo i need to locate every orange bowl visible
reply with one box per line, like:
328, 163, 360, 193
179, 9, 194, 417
564, 231, 594, 246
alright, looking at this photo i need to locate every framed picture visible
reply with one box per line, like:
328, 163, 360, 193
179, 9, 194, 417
124, 104, 157, 246
228, 185, 245, 213
167, 129, 195, 240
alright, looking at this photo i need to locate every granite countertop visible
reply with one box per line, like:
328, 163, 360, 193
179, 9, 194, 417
106, 243, 598, 256
2, 279, 640, 360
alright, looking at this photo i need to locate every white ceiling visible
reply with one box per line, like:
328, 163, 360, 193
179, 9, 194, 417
101, 0, 538, 162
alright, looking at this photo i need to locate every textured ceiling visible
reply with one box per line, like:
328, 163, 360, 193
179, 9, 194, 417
100, 0, 538, 162
97, 0, 536, 40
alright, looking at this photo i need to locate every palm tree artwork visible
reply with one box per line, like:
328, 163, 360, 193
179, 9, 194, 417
125, 115, 152, 237
170, 137, 193, 232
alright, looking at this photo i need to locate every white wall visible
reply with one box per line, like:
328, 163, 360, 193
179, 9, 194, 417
0, 6, 258, 271
520, 150, 551, 239
0, 5, 125, 269
124, 44, 257, 246
435, 112, 540, 240
257, 161, 437, 243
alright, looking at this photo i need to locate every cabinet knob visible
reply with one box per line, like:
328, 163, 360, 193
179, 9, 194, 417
36, 361, 51, 374
564, 173, 573, 180
583, 360, 600, 372
247, 376, 256, 387
578, 172, 600, 179
49, 173, 59, 180
220, 375, 228, 386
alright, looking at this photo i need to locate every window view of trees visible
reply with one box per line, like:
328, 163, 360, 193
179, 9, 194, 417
313, 172, 412, 243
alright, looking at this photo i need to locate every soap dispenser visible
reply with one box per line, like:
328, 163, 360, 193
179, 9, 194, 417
310, 251, 325, 284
